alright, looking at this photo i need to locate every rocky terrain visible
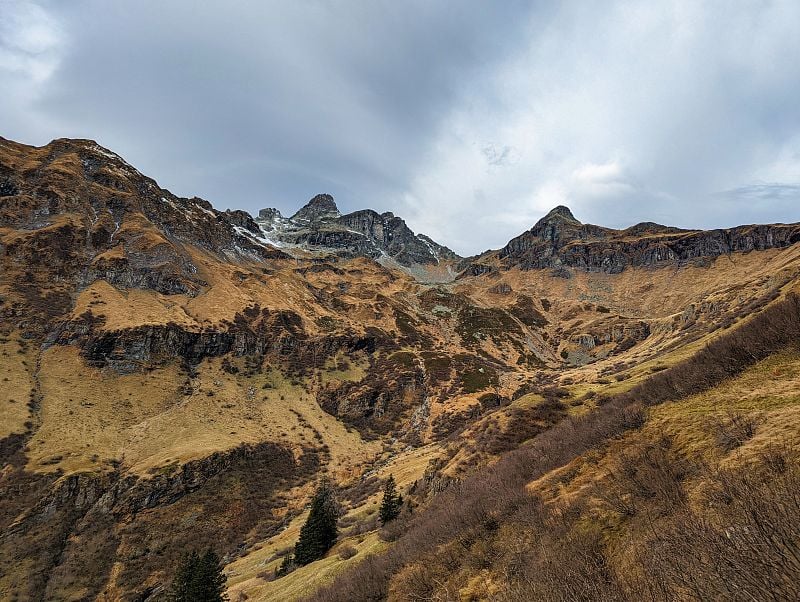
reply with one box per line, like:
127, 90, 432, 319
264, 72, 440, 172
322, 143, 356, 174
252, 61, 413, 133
469, 204, 800, 274
255, 193, 459, 274
2, 136, 800, 601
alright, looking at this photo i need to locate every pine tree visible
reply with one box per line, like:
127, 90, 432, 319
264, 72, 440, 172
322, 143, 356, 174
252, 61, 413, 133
170, 550, 199, 602
170, 547, 228, 601
379, 474, 403, 526
275, 552, 296, 578
294, 478, 339, 566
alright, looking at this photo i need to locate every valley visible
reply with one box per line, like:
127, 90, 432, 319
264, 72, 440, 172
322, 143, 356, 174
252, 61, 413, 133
1, 136, 799, 601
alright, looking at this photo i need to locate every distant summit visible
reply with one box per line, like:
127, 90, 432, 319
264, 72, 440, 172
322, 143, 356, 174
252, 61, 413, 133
255, 194, 460, 270
492, 205, 800, 274
291, 193, 341, 223
537, 205, 578, 223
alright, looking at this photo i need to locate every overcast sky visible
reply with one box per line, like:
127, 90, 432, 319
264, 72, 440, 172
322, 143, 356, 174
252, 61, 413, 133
2, 1, 799, 254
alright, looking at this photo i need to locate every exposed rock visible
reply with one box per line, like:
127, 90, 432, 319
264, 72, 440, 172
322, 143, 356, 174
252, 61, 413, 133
255, 194, 459, 267
49, 307, 395, 375
498, 206, 800, 273
456, 262, 495, 278
291, 193, 341, 223
489, 283, 513, 295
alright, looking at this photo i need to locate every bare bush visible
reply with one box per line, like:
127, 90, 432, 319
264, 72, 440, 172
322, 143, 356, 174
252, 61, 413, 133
639, 458, 800, 601
711, 410, 762, 452
305, 295, 800, 602
337, 544, 357, 560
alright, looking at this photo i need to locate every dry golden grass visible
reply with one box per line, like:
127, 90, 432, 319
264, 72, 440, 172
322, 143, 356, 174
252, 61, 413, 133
29, 346, 183, 474
534, 349, 800, 509
72, 281, 197, 330
372, 443, 442, 492
224, 443, 440, 601
227, 529, 385, 602
0, 335, 35, 438
646, 349, 800, 463
28, 348, 381, 478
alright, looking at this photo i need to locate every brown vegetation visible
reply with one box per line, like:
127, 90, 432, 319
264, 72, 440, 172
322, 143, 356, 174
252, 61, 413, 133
306, 294, 800, 601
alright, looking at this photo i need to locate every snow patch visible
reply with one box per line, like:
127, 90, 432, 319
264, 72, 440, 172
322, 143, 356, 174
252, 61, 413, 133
418, 235, 441, 264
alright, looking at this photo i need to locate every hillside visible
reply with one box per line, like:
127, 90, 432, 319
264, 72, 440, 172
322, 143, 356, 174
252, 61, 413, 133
1, 136, 799, 601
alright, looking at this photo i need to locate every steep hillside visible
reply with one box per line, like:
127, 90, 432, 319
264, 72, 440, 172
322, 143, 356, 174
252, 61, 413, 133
462, 204, 800, 275
1, 136, 799, 601
309, 293, 800, 601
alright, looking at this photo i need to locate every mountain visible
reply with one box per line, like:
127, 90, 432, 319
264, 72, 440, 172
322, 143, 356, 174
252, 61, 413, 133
255, 193, 460, 277
2, 136, 800, 601
460, 205, 800, 276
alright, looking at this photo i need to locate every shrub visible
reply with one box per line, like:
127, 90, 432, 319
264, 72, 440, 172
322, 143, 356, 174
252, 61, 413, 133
639, 458, 800, 601
337, 545, 357, 560
712, 411, 762, 452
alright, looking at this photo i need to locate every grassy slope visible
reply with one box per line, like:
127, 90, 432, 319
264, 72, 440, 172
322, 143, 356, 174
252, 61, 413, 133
5, 217, 800, 599
301, 292, 800, 602
0, 335, 35, 439
28, 348, 379, 477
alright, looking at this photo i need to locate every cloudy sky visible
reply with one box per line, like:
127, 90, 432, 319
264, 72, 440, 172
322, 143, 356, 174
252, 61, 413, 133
2, 1, 799, 254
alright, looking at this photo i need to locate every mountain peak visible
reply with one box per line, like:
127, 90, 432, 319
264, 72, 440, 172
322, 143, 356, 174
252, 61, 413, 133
292, 193, 340, 223
541, 205, 578, 222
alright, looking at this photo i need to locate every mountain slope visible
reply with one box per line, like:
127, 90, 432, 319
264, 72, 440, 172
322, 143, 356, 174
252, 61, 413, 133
1, 136, 800, 601
461, 204, 800, 276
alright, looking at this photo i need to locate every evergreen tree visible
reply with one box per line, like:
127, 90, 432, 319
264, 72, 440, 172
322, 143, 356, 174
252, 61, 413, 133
379, 474, 403, 526
170, 547, 228, 602
275, 552, 296, 578
170, 550, 199, 602
294, 478, 339, 565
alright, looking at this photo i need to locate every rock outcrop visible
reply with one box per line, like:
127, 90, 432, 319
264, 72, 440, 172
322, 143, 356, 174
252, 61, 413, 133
496, 206, 800, 274
256, 195, 459, 267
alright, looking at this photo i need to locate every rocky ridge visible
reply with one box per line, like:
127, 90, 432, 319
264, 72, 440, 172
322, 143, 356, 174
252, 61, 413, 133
489, 205, 800, 274
255, 193, 460, 268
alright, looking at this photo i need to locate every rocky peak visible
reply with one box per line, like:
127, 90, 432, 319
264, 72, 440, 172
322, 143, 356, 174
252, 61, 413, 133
522, 205, 608, 249
253, 194, 460, 271
224, 209, 262, 234
291, 193, 340, 223
538, 205, 578, 224
258, 207, 283, 221
495, 203, 800, 274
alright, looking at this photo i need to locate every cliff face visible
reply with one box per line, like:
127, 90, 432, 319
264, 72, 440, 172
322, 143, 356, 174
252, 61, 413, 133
0, 136, 289, 334
497, 206, 800, 274
52, 308, 394, 376
256, 197, 458, 267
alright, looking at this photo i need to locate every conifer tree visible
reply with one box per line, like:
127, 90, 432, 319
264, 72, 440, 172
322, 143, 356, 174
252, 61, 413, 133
379, 474, 403, 526
294, 478, 339, 566
170, 547, 228, 601
275, 551, 296, 578
170, 549, 199, 601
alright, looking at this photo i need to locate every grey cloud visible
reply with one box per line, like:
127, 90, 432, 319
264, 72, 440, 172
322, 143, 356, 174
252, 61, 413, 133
4, 0, 532, 222
720, 184, 800, 201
